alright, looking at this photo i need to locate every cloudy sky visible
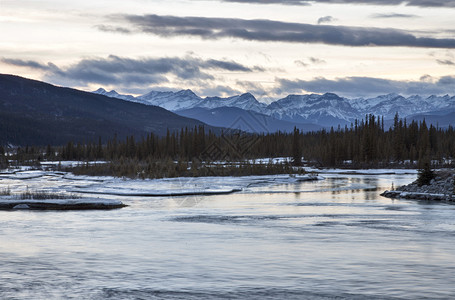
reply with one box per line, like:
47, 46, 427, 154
1, 0, 455, 100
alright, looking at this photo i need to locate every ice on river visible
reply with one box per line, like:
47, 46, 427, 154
0, 169, 124, 210
306, 167, 418, 175
69, 173, 322, 197
0, 168, 323, 199
2, 166, 412, 201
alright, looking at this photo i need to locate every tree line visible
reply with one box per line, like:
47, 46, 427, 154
4, 114, 455, 170
292, 114, 455, 168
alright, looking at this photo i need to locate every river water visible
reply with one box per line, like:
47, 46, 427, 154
1, 170, 455, 299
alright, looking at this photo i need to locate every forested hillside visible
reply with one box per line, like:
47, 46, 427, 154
0, 74, 213, 145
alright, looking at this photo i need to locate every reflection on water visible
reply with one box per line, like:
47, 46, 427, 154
1, 170, 455, 299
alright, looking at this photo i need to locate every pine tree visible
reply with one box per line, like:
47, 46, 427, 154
452, 174, 455, 196
0, 146, 7, 168
417, 156, 434, 187
292, 127, 302, 166
45, 144, 54, 160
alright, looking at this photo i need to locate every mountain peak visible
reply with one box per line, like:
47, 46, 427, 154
238, 92, 258, 101
94, 87, 107, 93
322, 92, 342, 99
176, 89, 197, 97
141, 90, 173, 99
137, 89, 202, 111
92, 88, 137, 102
93, 87, 120, 96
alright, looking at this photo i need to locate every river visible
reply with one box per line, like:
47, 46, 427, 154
1, 170, 455, 299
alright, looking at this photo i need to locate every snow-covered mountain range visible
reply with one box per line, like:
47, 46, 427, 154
95, 88, 268, 113
93, 88, 455, 130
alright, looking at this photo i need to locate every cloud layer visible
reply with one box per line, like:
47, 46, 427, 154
370, 13, 420, 18
218, 0, 455, 8
2, 55, 262, 87
317, 16, 335, 24
277, 75, 455, 97
3, 56, 454, 98
99, 14, 455, 48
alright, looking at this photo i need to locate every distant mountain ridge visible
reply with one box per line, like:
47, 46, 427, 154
94, 88, 455, 128
176, 107, 323, 134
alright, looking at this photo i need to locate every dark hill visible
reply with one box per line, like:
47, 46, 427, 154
0, 74, 211, 145
176, 107, 323, 133
407, 111, 455, 128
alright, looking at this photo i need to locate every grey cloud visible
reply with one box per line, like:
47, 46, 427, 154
205, 59, 263, 72
420, 74, 433, 81
106, 14, 455, 48
95, 24, 132, 34
277, 75, 455, 97
438, 75, 455, 84
1, 58, 54, 71
2, 55, 262, 87
436, 59, 455, 65
295, 57, 326, 67
218, 0, 455, 8
219, 0, 308, 5
317, 16, 335, 24
119, 86, 176, 95
371, 13, 420, 18
294, 60, 309, 67
235, 80, 268, 96
309, 57, 326, 64
198, 85, 242, 97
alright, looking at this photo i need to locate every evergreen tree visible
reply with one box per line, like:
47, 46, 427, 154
0, 146, 7, 168
453, 174, 455, 196
45, 144, 54, 160
417, 156, 435, 187
292, 127, 302, 166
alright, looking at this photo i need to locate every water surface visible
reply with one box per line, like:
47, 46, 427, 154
1, 171, 455, 299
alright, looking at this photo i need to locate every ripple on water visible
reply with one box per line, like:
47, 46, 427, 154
2, 171, 455, 299
95, 287, 402, 300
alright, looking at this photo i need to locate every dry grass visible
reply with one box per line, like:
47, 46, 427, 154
0, 187, 11, 196
18, 190, 81, 200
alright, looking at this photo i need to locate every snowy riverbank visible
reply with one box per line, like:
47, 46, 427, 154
381, 170, 455, 202
0, 197, 126, 210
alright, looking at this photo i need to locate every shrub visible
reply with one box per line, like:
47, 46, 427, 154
416, 161, 435, 187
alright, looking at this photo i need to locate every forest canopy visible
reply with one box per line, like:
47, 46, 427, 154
3, 114, 455, 178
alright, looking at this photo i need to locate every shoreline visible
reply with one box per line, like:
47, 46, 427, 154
381, 169, 455, 203
0, 198, 127, 210
381, 190, 455, 202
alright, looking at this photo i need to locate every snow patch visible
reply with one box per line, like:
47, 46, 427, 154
13, 204, 30, 209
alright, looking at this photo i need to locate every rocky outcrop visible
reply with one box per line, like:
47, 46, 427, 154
381, 170, 455, 202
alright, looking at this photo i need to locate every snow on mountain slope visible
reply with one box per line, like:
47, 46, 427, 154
93, 88, 139, 103
137, 89, 203, 111
201, 93, 268, 114
92, 87, 455, 128
95, 88, 268, 113
351, 94, 455, 120
267, 93, 358, 125
421, 95, 455, 112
